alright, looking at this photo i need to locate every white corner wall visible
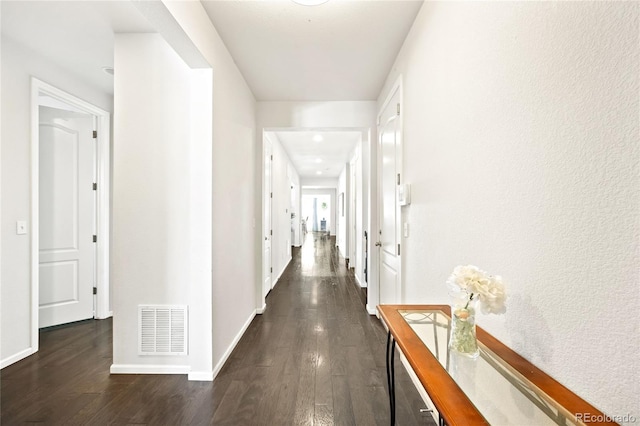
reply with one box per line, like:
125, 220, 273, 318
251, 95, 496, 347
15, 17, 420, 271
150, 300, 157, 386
379, 1, 639, 420
112, 33, 209, 373
159, 1, 257, 376
1, 36, 112, 367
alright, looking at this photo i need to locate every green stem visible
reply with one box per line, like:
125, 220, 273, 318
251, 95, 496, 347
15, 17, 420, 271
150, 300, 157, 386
464, 293, 475, 309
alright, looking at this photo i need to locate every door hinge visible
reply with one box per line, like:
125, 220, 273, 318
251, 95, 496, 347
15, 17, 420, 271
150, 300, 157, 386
92, 130, 97, 139
270, 155, 273, 161
270, 229, 273, 236
93, 235, 97, 243
270, 192, 273, 199
93, 182, 97, 191
397, 103, 400, 115
397, 244, 401, 256
270, 267, 273, 273
93, 287, 97, 295
397, 174, 400, 185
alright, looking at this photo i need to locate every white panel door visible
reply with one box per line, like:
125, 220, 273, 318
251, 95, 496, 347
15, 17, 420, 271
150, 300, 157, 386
378, 89, 402, 304
39, 106, 95, 328
263, 138, 273, 297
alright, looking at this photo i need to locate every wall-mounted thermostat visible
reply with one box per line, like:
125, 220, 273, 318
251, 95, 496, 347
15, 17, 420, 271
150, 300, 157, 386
398, 183, 411, 206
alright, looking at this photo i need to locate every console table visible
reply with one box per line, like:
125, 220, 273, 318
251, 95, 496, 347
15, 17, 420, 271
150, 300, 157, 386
378, 305, 616, 426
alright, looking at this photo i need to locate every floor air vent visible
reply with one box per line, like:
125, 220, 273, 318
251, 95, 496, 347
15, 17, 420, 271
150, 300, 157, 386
138, 305, 188, 355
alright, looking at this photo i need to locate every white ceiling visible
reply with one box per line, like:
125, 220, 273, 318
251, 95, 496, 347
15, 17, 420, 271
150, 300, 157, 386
273, 130, 360, 179
1, 1, 422, 178
201, 0, 423, 101
0, 1, 155, 95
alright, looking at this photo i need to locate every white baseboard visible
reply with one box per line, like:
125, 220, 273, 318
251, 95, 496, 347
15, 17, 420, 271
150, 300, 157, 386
110, 364, 190, 375
256, 303, 267, 314
354, 273, 367, 288
1, 347, 35, 369
95, 311, 114, 320
211, 309, 256, 380
188, 371, 214, 381
271, 256, 291, 290
366, 304, 377, 316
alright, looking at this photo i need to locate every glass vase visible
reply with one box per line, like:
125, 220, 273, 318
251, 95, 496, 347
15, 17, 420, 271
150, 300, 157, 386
449, 296, 480, 359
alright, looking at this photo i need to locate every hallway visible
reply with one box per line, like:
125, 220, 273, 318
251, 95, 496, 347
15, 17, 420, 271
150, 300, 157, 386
211, 233, 433, 425
1, 234, 432, 425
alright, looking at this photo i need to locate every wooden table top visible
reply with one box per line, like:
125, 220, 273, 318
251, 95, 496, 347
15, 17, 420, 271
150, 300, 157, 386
378, 304, 617, 426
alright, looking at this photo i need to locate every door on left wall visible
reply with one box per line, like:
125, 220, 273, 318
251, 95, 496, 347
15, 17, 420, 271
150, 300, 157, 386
39, 105, 96, 328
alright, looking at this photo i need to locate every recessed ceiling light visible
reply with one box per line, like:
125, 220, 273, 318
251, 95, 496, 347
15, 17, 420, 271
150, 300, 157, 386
313, 134, 323, 142
315, 158, 322, 163
292, 0, 328, 6
102, 66, 114, 76
316, 171, 322, 175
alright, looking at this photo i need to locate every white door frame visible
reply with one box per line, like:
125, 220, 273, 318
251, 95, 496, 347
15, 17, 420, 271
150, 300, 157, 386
375, 76, 403, 308
30, 78, 111, 351
260, 126, 372, 313
261, 131, 273, 310
349, 154, 357, 268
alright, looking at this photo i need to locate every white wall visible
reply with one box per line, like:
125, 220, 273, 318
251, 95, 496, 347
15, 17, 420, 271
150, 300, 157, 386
290, 179, 301, 247
337, 165, 348, 256
1, 35, 112, 367
379, 1, 639, 419
160, 1, 257, 376
112, 33, 211, 374
352, 141, 365, 287
266, 132, 300, 282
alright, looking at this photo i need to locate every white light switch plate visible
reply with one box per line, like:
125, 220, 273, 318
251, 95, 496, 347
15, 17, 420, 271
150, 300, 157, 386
16, 220, 27, 235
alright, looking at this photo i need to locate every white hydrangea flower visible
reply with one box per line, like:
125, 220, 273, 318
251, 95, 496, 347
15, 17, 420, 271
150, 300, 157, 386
447, 265, 507, 315
477, 275, 507, 314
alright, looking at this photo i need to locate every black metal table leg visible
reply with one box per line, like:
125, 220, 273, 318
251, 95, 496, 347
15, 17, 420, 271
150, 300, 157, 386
386, 330, 396, 426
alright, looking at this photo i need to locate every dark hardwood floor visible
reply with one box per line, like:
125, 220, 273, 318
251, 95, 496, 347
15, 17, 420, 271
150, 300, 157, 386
1, 233, 434, 425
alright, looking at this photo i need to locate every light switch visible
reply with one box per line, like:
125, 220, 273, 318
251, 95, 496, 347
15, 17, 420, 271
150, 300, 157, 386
16, 220, 27, 235
403, 222, 409, 238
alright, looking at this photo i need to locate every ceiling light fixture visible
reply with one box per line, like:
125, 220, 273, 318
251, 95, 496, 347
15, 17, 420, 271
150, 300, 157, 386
313, 134, 323, 142
317, 171, 323, 175
292, 0, 328, 6
315, 158, 322, 163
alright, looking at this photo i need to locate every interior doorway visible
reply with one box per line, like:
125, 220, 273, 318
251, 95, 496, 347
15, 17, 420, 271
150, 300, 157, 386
377, 81, 403, 305
302, 194, 331, 235
38, 104, 95, 328
30, 78, 111, 346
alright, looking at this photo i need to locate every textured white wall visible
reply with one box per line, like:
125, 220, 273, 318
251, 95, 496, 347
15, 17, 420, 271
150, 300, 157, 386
379, 1, 639, 420
1, 36, 112, 366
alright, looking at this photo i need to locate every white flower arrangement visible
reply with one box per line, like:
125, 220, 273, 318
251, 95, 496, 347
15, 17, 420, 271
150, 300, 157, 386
446, 265, 507, 314
446, 265, 507, 357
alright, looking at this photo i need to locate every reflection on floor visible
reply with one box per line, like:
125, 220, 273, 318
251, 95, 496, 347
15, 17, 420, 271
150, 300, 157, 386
0, 233, 434, 425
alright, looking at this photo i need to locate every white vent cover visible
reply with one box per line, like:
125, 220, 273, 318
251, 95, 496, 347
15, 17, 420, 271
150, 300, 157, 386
138, 305, 188, 355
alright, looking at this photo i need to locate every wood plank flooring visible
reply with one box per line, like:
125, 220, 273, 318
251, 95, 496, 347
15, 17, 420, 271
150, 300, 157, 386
1, 233, 434, 425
